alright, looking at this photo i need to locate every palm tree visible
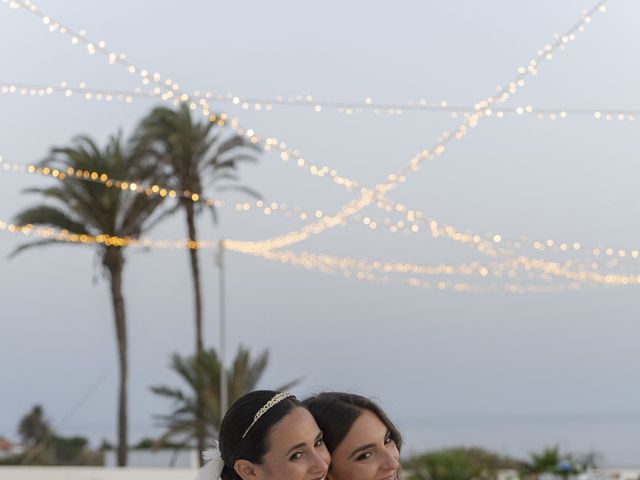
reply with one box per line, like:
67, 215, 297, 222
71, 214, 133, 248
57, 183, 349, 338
135, 104, 260, 462
13, 134, 167, 466
527, 445, 562, 475
151, 346, 299, 461
135, 103, 260, 356
17, 405, 52, 446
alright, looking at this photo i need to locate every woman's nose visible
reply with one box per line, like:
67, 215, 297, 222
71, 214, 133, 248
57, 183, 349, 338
309, 449, 329, 475
381, 446, 400, 472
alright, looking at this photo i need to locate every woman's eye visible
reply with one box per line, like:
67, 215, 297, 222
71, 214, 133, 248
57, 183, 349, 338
356, 452, 372, 461
384, 434, 393, 445
289, 452, 303, 461
315, 438, 325, 448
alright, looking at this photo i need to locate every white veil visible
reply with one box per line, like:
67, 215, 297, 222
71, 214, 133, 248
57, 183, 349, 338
196, 442, 224, 480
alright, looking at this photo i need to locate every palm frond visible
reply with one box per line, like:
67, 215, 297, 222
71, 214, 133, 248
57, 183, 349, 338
14, 205, 89, 234
9, 239, 68, 259
208, 136, 260, 166
22, 186, 75, 207
150, 386, 188, 401
276, 377, 303, 392
151, 346, 297, 447
214, 185, 261, 199
209, 172, 239, 183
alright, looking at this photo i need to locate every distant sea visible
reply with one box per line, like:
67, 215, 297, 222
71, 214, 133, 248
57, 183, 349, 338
395, 413, 640, 467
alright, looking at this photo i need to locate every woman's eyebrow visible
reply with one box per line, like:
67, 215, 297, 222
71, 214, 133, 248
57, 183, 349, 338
349, 443, 376, 459
349, 430, 392, 459
285, 432, 322, 457
285, 442, 306, 456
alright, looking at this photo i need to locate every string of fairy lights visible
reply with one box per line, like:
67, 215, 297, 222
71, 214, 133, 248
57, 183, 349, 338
0, 221, 564, 293
195, 1, 610, 255
246, 249, 637, 285
247, 248, 593, 294
223, 1, 610, 253
0, 0, 610, 207
0, 0, 620, 270
3, 216, 639, 291
0, 81, 146, 104
1, 0, 617, 259
6, 150, 638, 284
375, 196, 640, 261
1, 0, 612, 209
0, 155, 333, 222
258, 250, 623, 294
2, 0, 636, 293
2, 80, 638, 123
5, 154, 640, 295
3, 153, 639, 269
5, 136, 640, 278
189, 90, 639, 122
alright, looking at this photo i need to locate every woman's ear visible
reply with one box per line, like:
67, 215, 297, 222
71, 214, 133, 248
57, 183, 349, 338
234, 459, 260, 480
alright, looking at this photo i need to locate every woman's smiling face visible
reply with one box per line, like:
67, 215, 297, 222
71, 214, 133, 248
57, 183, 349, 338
326, 409, 400, 480
240, 406, 331, 480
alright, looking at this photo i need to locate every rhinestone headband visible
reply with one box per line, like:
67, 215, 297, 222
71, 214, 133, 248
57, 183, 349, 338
242, 392, 294, 439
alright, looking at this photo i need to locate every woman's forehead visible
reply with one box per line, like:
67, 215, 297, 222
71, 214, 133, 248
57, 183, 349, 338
336, 409, 387, 454
351, 410, 386, 435
268, 407, 319, 447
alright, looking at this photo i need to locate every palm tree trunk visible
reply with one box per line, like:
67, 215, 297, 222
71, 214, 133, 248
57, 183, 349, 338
185, 200, 204, 354
105, 248, 128, 467
184, 200, 206, 465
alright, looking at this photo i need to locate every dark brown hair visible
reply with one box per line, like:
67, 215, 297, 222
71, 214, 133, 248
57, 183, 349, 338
303, 391, 402, 454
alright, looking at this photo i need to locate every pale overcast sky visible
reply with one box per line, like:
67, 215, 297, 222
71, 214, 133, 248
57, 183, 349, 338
1, 0, 639, 466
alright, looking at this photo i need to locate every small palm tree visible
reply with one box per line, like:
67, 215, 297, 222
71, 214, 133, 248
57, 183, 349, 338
13, 134, 167, 466
17, 405, 52, 446
151, 346, 299, 460
527, 445, 562, 474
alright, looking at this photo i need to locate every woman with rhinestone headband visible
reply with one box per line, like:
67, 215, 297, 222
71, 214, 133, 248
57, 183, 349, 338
198, 390, 330, 480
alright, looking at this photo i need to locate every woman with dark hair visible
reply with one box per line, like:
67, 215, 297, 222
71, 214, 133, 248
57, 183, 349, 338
199, 390, 330, 480
304, 392, 401, 480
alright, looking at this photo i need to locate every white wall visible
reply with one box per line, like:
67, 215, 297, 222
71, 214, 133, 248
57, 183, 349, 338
0, 466, 196, 480
103, 449, 199, 468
